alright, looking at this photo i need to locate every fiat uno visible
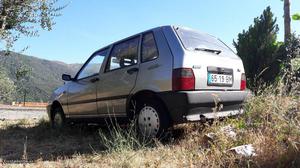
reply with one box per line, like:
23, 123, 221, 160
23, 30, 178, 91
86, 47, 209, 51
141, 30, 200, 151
47, 26, 248, 137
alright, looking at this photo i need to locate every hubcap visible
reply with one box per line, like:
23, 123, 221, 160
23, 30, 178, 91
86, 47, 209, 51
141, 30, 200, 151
53, 113, 63, 128
138, 106, 160, 138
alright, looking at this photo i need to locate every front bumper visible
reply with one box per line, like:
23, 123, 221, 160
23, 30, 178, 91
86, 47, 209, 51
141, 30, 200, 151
158, 90, 249, 124
46, 104, 52, 119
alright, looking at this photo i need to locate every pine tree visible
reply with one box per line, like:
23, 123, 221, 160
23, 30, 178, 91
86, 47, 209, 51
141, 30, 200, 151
233, 7, 280, 92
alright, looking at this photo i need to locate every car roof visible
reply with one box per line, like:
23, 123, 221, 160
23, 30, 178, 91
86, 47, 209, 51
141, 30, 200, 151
92, 25, 173, 53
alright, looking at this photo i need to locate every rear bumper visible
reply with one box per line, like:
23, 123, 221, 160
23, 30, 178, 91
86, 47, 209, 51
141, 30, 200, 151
158, 90, 249, 124
186, 108, 244, 121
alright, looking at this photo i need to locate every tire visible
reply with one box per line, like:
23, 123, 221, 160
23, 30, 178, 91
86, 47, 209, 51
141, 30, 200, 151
50, 106, 66, 129
136, 99, 170, 138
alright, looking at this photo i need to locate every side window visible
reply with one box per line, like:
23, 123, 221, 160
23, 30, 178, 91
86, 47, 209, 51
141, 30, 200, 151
106, 37, 139, 71
141, 32, 158, 62
77, 49, 108, 80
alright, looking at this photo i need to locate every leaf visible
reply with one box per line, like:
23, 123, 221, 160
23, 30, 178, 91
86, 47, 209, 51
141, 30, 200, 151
292, 13, 300, 20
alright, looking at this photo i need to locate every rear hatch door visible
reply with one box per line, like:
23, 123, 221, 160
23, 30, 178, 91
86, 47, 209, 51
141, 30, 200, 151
183, 51, 244, 91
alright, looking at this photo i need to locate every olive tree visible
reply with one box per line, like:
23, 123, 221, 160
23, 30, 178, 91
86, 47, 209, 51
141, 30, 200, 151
0, 0, 64, 103
15, 65, 32, 105
0, 0, 65, 49
0, 68, 15, 103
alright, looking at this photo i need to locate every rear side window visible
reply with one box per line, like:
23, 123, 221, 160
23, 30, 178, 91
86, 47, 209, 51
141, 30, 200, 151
141, 32, 159, 62
106, 37, 139, 71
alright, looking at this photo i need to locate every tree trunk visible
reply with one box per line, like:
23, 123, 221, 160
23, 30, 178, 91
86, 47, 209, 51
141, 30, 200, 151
23, 90, 26, 107
284, 0, 291, 43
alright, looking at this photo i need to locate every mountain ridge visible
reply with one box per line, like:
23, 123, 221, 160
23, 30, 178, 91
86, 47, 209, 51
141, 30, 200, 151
0, 51, 82, 102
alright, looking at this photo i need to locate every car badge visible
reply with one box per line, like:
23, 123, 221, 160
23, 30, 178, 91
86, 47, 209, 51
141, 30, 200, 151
193, 65, 201, 69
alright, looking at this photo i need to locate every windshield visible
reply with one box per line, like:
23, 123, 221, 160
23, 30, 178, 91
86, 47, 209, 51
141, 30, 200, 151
175, 27, 233, 53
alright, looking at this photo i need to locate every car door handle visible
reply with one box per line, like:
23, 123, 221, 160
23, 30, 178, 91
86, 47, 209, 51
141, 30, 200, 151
147, 64, 160, 70
127, 67, 139, 75
90, 77, 99, 83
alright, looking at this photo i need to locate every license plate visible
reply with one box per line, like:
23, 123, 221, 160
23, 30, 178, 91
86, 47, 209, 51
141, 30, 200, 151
208, 73, 233, 85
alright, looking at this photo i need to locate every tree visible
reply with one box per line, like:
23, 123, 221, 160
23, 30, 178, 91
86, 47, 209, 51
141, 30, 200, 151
292, 13, 300, 21
0, 68, 15, 103
233, 7, 281, 92
283, 0, 291, 43
0, 0, 65, 49
277, 34, 300, 93
0, 0, 64, 104
15, 65, 32, 105
282, 0, 300, 42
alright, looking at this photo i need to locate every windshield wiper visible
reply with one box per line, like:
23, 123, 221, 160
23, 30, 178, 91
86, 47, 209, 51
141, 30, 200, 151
195, 48, 222, 54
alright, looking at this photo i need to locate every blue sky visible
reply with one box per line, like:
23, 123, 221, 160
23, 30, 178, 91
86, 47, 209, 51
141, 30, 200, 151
13, 0, 300, 63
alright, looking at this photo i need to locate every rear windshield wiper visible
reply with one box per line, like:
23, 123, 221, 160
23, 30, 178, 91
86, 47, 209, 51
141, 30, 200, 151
195, 48, 222, 54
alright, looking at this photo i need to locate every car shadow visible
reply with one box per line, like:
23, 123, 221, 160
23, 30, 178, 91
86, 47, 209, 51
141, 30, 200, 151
0, 120, 206, 163
0, 121, 105, 162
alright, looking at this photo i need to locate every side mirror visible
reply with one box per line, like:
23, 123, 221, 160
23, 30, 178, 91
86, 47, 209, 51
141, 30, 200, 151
62, 74, 73, 81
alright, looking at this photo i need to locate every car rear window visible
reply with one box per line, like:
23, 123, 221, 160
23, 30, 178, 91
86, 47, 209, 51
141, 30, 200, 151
175, 27, 233, 53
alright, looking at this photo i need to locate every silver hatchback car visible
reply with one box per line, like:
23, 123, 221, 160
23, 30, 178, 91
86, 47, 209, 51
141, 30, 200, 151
47, 25, 248, 137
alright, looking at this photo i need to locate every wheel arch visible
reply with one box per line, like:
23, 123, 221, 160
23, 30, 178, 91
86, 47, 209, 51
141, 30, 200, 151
126, 90, 172, 123
50, 100, 64, 120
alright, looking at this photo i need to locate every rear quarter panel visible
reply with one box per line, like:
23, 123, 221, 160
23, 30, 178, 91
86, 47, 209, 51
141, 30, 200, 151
132, 28, 174, 93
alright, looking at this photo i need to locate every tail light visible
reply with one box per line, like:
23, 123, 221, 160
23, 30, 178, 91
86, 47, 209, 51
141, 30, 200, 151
240, 73, 246, 90
172, 68, 195, 91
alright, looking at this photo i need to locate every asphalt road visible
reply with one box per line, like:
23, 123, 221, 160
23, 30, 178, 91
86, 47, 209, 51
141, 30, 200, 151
0, 106, 47, 120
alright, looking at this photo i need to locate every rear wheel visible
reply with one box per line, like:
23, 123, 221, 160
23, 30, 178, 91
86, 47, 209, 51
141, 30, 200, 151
51, 106, 65, 129
136, 99, 170, 138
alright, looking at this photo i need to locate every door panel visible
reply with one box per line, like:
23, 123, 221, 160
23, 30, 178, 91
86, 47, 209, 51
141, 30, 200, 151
67, 49, 108, 116
97, 65, 138, 116
67, 76, 98, 116
97, 36, 140, 116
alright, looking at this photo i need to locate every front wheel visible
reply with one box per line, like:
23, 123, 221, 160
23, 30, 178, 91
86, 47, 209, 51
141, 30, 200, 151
50, 106, 66, 129
136, 99, 170, 138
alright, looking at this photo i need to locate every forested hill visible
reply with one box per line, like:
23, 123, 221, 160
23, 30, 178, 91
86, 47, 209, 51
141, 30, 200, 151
0, 51, 82, 102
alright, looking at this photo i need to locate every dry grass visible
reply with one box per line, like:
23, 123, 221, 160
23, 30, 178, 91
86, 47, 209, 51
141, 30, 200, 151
0, 84, 299, 167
